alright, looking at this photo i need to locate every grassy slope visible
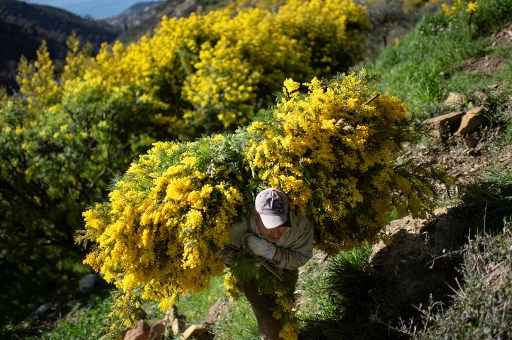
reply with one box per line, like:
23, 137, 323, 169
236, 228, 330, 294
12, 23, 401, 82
36, 1, 512, 339
368, 0, 512, 119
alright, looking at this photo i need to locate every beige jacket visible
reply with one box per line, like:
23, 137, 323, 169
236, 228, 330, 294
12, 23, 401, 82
229, 211, 314, 270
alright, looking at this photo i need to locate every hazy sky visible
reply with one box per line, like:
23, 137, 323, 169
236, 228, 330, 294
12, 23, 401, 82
26, 0, 144, 19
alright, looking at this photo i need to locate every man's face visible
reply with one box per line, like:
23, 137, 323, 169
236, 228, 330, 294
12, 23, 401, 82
255, 213, 288, 242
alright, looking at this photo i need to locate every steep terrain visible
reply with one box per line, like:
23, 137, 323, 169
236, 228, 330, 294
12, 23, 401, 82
109, 0, 227, 41
0, 0, 118, 91
4, 1, 512, 339
105, 1, 163, 31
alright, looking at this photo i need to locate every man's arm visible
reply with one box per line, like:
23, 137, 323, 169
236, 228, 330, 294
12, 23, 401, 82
272, 246, 312, 270
245, 221, 314, 270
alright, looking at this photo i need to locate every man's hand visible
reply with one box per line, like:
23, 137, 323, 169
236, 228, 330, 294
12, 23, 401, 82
245, 234, 276, 260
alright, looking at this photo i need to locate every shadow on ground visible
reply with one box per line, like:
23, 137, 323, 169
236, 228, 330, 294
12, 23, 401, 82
300, 180, 512, 340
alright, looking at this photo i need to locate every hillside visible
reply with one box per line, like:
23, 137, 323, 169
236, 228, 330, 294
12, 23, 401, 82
109, 0, 228, 41
1, 0, 512, 339
105, 1, 163, 31
28, 0, 151, 19
0, 0, 118, 91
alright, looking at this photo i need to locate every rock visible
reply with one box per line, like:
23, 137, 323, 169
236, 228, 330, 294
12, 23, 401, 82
164, 306, 186, 336
31, 303, 52, 320
182, 323, 212, 340
78, 273, 99, 294
206, 298, 229, 325
171, 317, 183, 336
124, 320, 150, 340
444, 92, 466, 108
148, 320, 165, 340
472, 90, 488, 105
174, 0, 200, 18
455, 106, 484, 136
423, 111, 465, 139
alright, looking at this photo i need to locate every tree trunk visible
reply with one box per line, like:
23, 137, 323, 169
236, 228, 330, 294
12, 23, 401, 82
240, 280, 284, 340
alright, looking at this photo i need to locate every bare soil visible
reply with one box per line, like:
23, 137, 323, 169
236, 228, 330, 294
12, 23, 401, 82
462, 55, 505, 75
492, 23, 512, 48
409, 132, 512, 186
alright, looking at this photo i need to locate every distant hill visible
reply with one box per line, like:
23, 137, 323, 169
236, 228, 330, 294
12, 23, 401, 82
107, 0, 228, 42
0, 0, 119, 91
28, 0, 147, 19
105, 1, 164, 33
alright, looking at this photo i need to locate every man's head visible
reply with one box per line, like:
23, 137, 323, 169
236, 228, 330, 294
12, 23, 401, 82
255, 188, 289, 229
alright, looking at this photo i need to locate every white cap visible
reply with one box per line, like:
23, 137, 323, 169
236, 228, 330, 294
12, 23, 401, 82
255, 188, 289, 229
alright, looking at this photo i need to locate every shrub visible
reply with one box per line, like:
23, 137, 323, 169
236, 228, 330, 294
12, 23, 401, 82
77, 73, 441, 337
0, 38, 155, 329
1, 0, 371, 329
15, 0, 370, 137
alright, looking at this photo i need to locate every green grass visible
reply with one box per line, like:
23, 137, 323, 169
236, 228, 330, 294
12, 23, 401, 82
444, 49, 512, 94
297, 246, 393, 339
175, 275, 258, 339
368, 1, 512, 120
212, 297, 258, 340
368, 14, 485, 118
34, 294, 112, 340
175, 276, 226, 324
35, 276, 258, 340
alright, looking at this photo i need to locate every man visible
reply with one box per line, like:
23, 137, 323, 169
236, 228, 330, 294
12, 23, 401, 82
228, 188, 314, 270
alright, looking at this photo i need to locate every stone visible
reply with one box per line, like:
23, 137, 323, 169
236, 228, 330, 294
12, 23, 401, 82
164, 306, 186, 336
206, 298, 229, 325
472, 90, 488, 105
181, 323, 212, 340
31, 303, 52, 319
171, 317, 182, 336
175, 0, 199, 18
78, 273, 98, 294
444, 92, 466, 108
455, 106, 484, 136
423, 111, 465, 139
124, 320, 150, 340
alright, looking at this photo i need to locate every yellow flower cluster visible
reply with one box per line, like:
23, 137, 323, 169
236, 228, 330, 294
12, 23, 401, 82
16, 41, 60, 114
25, 0, 367, 137
80, 73, 437, 328
246, 73, 433, 252
440, 0, 478, 16
80, 136, 246, 314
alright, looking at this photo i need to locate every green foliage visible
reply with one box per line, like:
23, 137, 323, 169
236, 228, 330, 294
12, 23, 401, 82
471, 0, 512, 33
297, 246, 392, 339
0, 40, 156, 328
